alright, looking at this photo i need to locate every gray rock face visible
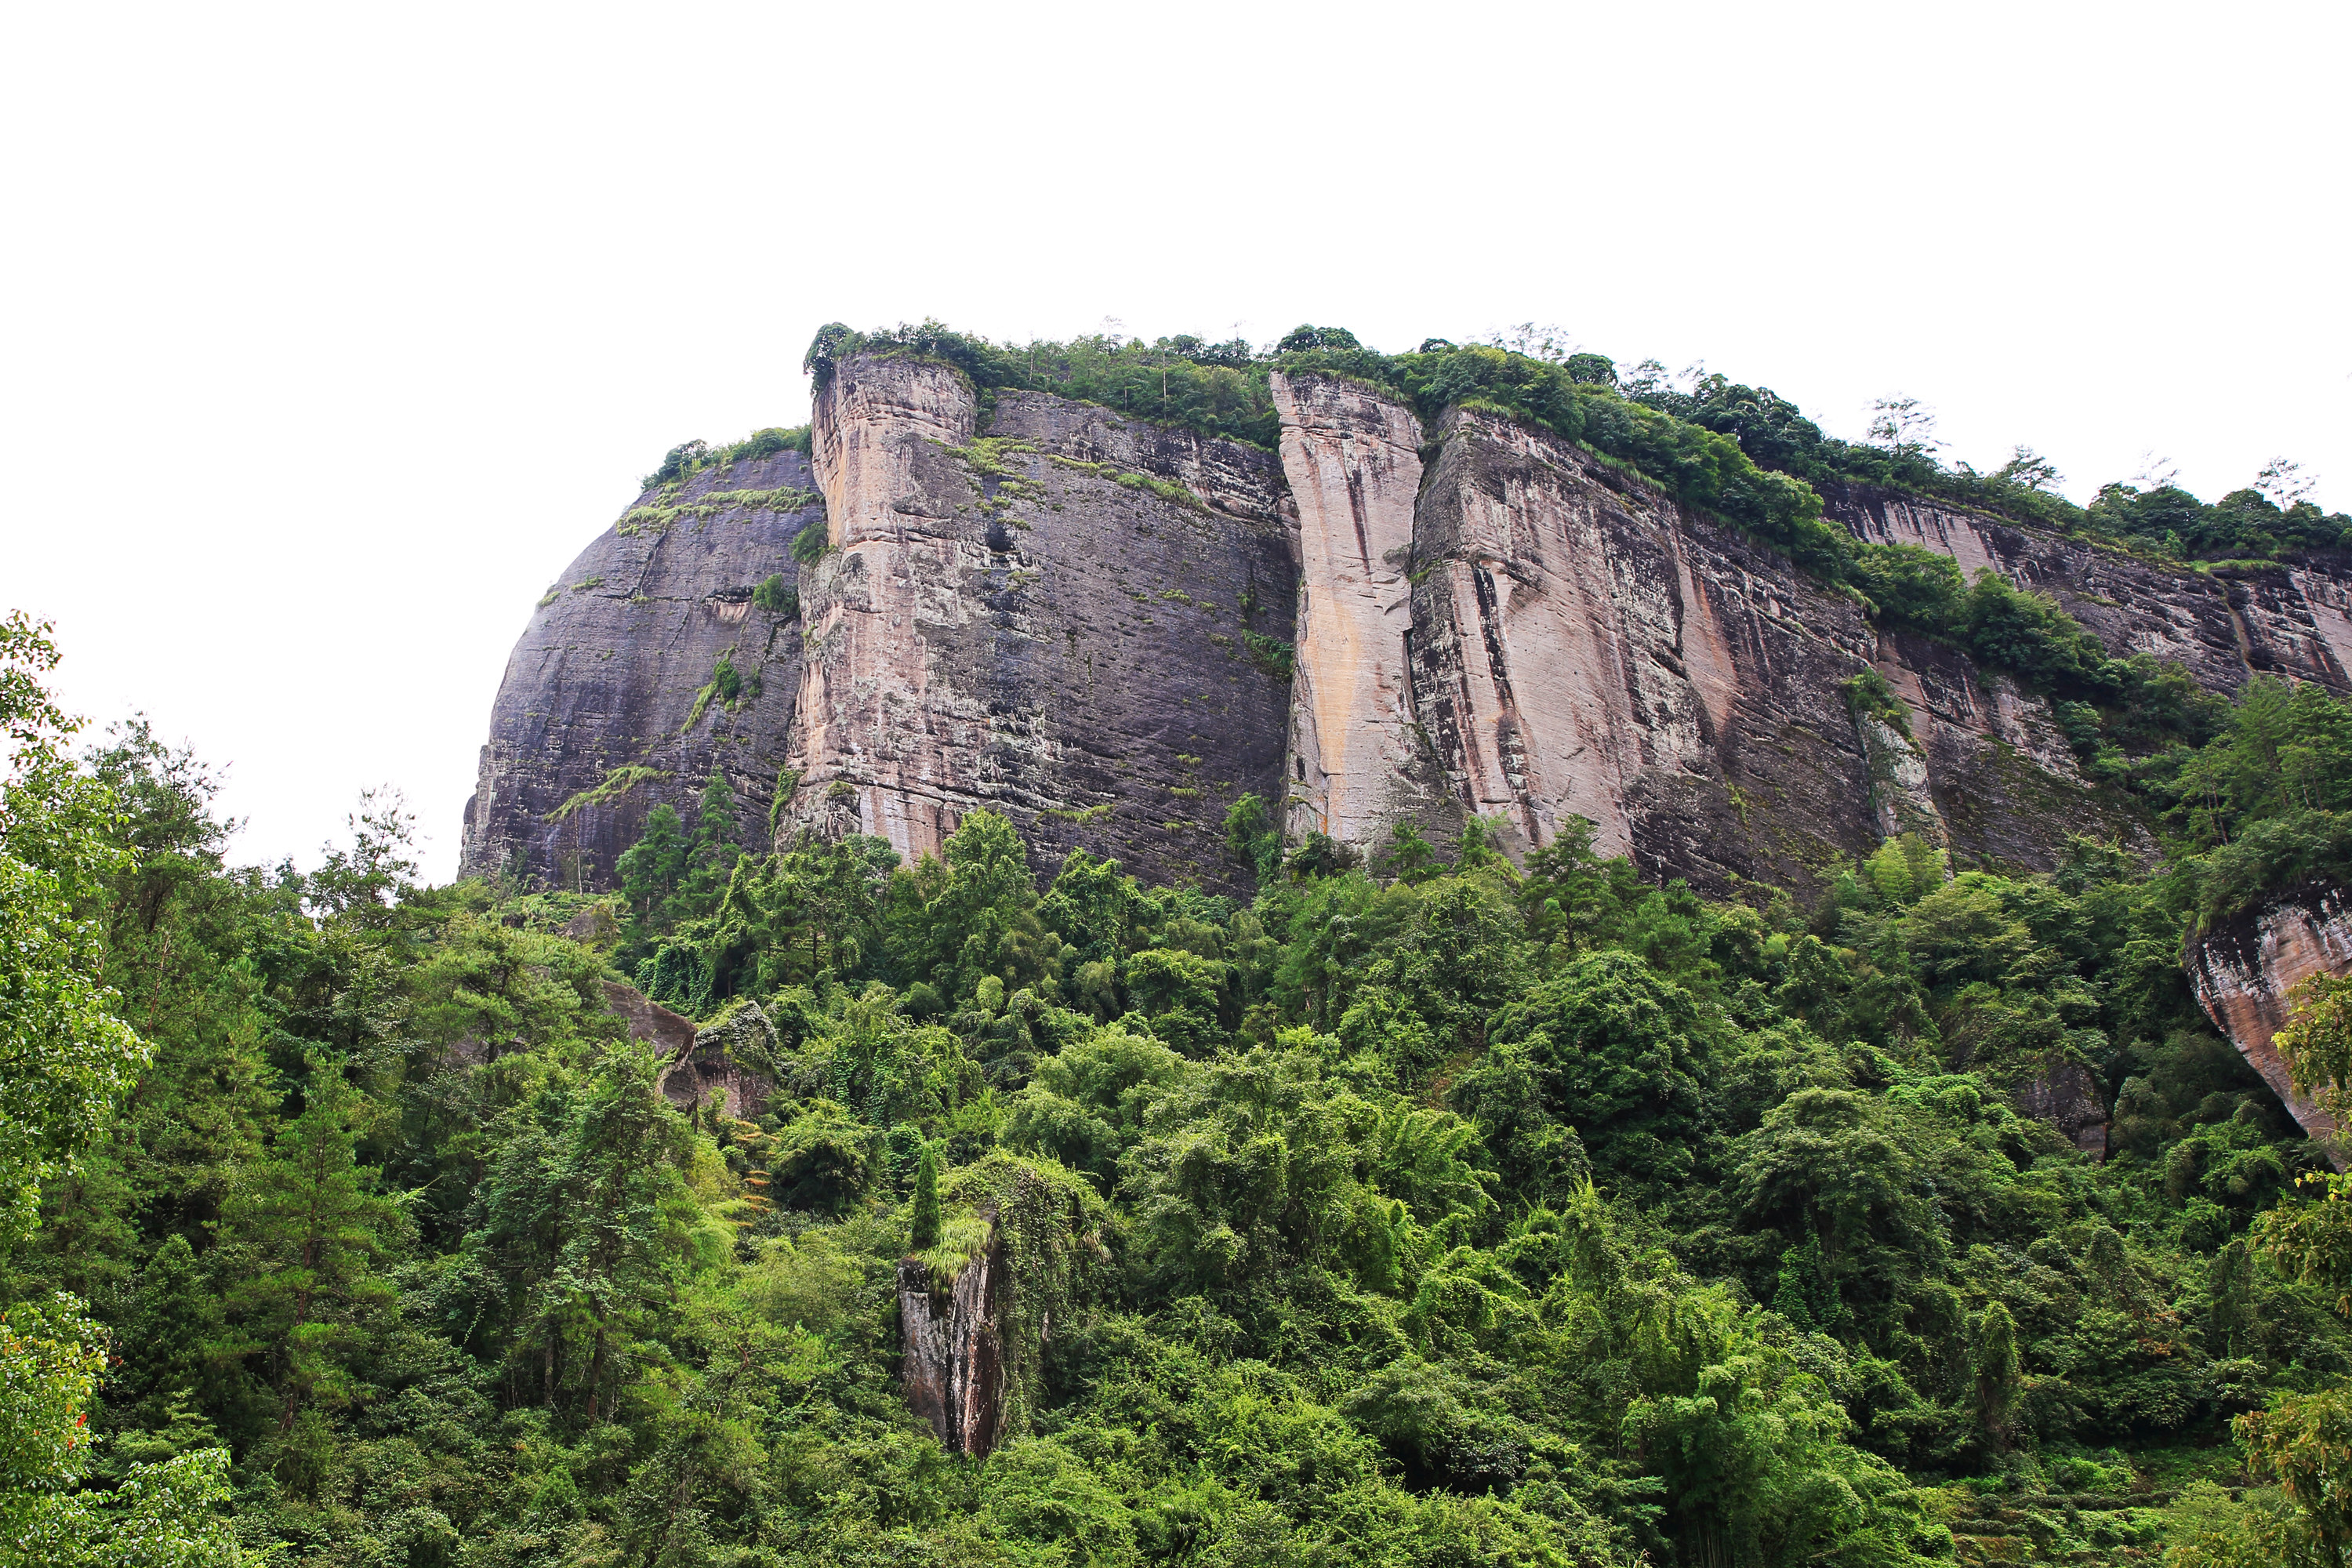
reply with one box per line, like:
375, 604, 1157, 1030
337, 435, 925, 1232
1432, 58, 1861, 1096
897, 1239, 1007, 1457
782, 356, 1295, 891
458, 451, 823, 887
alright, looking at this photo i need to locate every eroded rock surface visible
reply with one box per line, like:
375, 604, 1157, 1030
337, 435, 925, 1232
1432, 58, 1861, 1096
1271, 372, 1432, 848
2187, 885, 2352, 1156
459, 452, 821, 886
662, 1002, 779, 1120
897, 1234, 1007, 1457
465, 354, 2348, 915
1391, 408, 2136, 895
1828, 484, 2352, 697
783, 356, 1294, 889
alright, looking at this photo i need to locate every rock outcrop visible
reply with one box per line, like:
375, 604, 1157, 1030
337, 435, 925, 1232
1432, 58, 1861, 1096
661, 1001, 779, 1120
466, 352, 2352, 907
2186, 884, 2352, 1156
783, 356, 1295, 888
603, 978, 696, 1059
1830, 484, 2352, 698
459, 452, 821, 887
896, 1236, 1009, 1457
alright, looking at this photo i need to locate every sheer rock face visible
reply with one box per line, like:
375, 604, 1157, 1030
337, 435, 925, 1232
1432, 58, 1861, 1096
783, 355, 1294, 890
466, 360, 2349, 911
897, 1236, 1007, 1456
458, 452, 820, 886
2187, 886, 2352, 1158
1828, 485, 2352, 697
1270, 372, 1433, 848
1346, 400, 2132, 895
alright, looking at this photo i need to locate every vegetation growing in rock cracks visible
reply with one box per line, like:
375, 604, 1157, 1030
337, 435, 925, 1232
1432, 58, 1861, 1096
13, 600, 2352, 1564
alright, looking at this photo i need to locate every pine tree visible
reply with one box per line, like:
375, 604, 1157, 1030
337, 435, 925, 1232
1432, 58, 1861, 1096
909, 1142, 942, 1252
216, 1056, 405, 1432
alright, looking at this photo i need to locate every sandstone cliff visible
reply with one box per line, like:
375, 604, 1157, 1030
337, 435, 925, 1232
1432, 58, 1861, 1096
459, 451, 821, 886
1269, 374, 2147, 895
2186, 884, 2352, 1157
466, 356, 2352, 908
1270, 372, 1433, 848
1830, 482, 2352, 696
783, 354, 1295, 890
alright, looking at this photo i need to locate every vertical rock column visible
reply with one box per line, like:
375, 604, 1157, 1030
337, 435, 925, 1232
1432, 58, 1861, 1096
1269, 372, 1430, 848
896, 1236, 1008, 1456
789, 355, 982, 863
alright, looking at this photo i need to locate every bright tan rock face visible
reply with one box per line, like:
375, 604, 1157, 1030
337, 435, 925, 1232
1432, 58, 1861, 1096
2187, 887, 2352, 1157
1270, 372, 1430, 848
1392, 405, 2140, 892
790, 356, 983, 863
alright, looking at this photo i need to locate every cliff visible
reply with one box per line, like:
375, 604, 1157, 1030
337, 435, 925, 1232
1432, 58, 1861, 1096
2186, 884, 2352, 1157
1271, 372, 1435, 849
1276, 376, 2150, 895
459, 450, 821, 886
781, 355, 1295, 889
465, 350, 2352, 907
1831, 484, 2352, 696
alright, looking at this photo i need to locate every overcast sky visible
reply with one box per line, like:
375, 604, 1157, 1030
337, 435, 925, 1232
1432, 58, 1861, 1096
5, 1, 2345, 884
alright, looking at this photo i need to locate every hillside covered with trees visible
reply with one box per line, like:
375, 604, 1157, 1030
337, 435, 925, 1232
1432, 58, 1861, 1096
8, 596, 2352, 1568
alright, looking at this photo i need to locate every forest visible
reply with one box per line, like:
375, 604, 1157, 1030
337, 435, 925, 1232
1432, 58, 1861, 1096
8, 589, 2352, 1568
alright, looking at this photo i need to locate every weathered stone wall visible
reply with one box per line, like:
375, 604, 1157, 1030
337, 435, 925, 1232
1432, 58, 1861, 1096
1269, 372, 1435, 848
783, 355, 1295, 890
458, 452, 820, 886
1390, 408, 2135, 895
1826, 484, 2352, 696
2186, 884, 2352, 1157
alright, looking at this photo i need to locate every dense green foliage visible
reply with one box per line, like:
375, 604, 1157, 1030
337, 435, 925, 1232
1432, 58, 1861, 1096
641, 427, 813, 492
0, 615, 240, 1564
805, 321, 1279, 448
16, 601, 2352, 1565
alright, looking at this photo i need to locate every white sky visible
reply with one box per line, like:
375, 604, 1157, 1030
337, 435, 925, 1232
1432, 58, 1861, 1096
5, 1, 2346, 884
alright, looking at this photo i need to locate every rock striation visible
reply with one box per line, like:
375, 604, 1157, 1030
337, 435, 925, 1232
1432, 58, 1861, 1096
2186, 884, 2352, 1157
1830, 484, 2352, 697
782, 355, 1295, 889
459, 452, 822, 887
896, 1236, 1009, 1457
466, 352, 2352, 907
1269, 376, 2148, 894
1271, 372, 1432, 848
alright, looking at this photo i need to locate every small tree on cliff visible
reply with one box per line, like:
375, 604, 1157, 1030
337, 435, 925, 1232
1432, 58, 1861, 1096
909, 1142, 942, 1252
